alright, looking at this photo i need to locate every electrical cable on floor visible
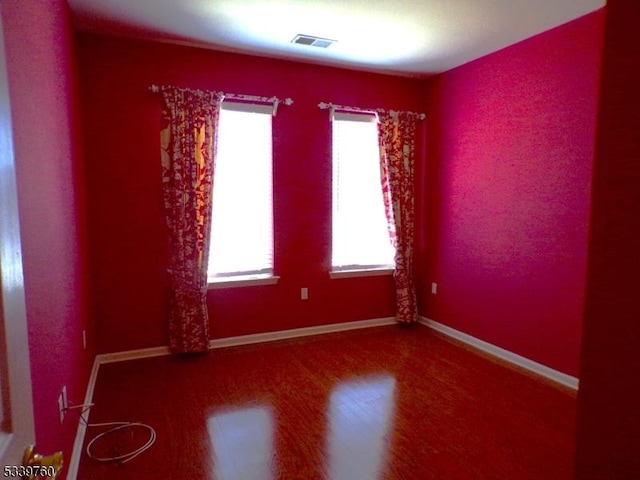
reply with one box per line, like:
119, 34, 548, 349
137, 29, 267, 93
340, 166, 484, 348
66, 403, 157, 464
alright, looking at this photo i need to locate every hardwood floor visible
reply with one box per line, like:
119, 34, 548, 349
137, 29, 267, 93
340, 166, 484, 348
77, 324, 577, 479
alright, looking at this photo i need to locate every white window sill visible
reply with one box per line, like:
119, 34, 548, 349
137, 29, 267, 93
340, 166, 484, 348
208, 275, 280, 289
329, 268, 394, 279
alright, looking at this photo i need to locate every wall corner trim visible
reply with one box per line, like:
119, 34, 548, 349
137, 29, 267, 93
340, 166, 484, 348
418, 317, 579, 391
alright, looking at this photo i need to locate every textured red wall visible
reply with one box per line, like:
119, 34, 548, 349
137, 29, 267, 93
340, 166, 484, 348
575, 0, 640, 477
1, 0, 93, 468
419, 11, 604, 376
76, 34, 424, 353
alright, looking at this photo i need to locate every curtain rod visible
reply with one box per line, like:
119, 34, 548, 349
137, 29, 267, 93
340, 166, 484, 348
149, 84, 293, 115
318, 102, 425, 120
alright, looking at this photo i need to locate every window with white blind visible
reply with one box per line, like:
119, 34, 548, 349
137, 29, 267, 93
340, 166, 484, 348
331, 111, 395, 274
207, 101, 276, 286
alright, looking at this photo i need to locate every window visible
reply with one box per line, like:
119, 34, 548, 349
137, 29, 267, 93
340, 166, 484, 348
331, 111, 395, 274
208, 102, 276, 286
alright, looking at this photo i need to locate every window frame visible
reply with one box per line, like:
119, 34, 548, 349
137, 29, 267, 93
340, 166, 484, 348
207, 100, 279, 289
330, 110, 396, 278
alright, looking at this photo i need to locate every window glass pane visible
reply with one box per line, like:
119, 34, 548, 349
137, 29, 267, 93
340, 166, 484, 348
332, 116, 395, 269
208, 106, 273, 278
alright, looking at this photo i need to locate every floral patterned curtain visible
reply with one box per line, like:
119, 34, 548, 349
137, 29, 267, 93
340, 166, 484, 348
160, 86, 223, 353
378, 111, 418, 324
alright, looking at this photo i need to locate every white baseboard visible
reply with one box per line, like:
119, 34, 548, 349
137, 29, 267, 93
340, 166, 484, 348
97, 346, 172, 365
209, 317, 396, 349
92, 317, 397, 366
419, 317, 579, 391
66, 357, 100, 480
65, 316, 396, 479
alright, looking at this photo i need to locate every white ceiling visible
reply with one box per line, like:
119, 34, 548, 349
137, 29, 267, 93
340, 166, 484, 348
68, 0, 606, 77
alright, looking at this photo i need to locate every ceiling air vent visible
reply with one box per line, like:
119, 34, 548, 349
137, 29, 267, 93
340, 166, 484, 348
291, 34, 336, 48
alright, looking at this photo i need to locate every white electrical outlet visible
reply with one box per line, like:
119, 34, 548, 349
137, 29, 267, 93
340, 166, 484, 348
57, 385, 68, 424
431, 282, 438, 295
58, 391, 65, 424
301, 287, 308, 300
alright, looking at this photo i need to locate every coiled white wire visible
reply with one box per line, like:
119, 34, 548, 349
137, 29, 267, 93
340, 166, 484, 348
69, 403, 157, 464
85, 421, 157, 463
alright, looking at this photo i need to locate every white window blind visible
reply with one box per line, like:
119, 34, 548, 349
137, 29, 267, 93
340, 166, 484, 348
208, 102, 274, 280
332, 111, 395, 271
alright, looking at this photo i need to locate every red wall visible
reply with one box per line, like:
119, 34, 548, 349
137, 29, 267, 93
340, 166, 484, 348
1, 0, 93, 470
575, 0, 640, 476
76, 34, 424, 354
1, 2, 626, 474
419, 11, 604, 376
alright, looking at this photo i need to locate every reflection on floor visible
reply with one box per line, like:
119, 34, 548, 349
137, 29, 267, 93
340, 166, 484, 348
78, 324, 577, 479
326, 375, 395, 480
209, 405, 275, 480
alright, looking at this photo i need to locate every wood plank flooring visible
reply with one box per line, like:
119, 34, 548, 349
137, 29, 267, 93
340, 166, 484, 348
77, 324, 576, 479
